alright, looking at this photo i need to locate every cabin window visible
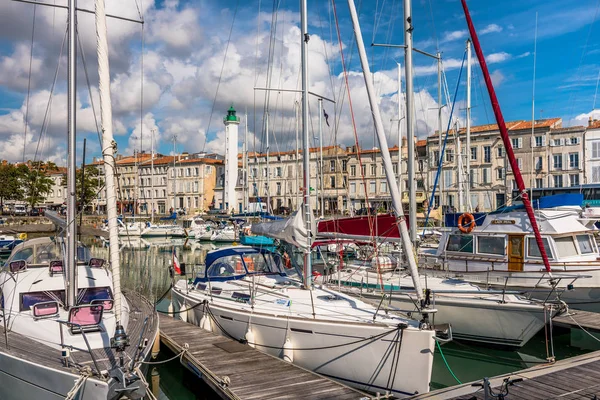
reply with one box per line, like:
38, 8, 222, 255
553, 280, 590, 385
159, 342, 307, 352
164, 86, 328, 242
207, 255, 246, 278
446, 234, 474, 253
554, 236, 578, 257
527, 237, 553, 259
77, 287, 113, 305
477, 236, 505, 256
11, 248, 33, 263
242, 252, 283, 274
20, 290, 65, 312
576, 235, 594, 254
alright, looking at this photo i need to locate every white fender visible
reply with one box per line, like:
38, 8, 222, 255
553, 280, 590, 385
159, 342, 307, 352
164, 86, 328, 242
283, 337, 293, 363
245, 327, 255, 348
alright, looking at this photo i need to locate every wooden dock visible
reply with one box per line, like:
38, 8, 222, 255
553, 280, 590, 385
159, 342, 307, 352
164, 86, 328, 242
409, 350, 600, 399
553, 310, 600, 332
158, 314, 367, 400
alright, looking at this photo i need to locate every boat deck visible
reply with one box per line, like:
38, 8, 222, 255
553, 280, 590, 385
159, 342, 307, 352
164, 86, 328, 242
409, 350, 600, 399
158, 313, 367, 399
0, 291, 158, 378
553, 309, 600, 332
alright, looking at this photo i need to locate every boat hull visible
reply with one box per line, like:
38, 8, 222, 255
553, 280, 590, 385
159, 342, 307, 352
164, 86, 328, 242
172, 288, 435, 397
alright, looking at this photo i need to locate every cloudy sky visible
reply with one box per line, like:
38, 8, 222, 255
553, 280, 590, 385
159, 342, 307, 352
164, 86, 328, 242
1, 0, 599, 165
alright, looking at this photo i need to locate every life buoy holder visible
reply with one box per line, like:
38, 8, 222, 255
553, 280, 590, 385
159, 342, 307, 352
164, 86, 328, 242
457, 213, 476, 233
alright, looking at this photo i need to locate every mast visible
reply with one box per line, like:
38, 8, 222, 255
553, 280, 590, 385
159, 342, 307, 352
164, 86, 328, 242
300, 0, 312, 288
348, 0, 424, 302
266, 111, 270, 213
461, 0, 552, 273
456, 121, 464, 211
66, 0, 78, 308
318, 98, 324, 218
172, 135, 176, 212
151, 128, 155, 223
95, 0, 123, 320
530, 13, 538, 198
244, 111, 249, 211
404, 0, 416, 244
465, 39, 472, 211
437, 52, 443, 215
397, 62, 403, 199
295, 101, 300, 209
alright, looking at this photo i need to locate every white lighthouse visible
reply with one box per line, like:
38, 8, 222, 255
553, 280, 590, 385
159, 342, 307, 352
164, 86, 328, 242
223, 105, 239, 213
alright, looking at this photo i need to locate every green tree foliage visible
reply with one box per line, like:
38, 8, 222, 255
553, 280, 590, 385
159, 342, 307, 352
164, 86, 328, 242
62, 166, 102, 211
21, 165, 54, 209
0, 163, 25, 209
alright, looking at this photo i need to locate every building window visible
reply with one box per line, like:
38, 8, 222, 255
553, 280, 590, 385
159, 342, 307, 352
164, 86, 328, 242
350, 165, 356, 176
535, 136, 545, 147
417, 179, 424, 189
350, 182, 356, 194
330, 176, 336, 188
470, 147, 477, 161
361, 165, 366, 176
512, 180, 518, 191
484, 146, 492, 162
535, 157, 543, 170
570, 137, 580, 145
446, 149, 454, 163
569, 153, 579, 169
593, 166, 600, 183
570, 174, 579, 187
536, 178, 543, 188
380, 181, 388, 193
263, 168, 268, 177
369, 181, 376, 193
330, 160, 335, 172
511, 138, 519, 148
496, 146, 504, 158
496, 168, 505, 180
553, 175, 563, 188
593, 142, 600, 159
252, 183, 258, 195
343, 176, 347, 188
483, 168, 491, 184
370, 164, 376, 176
276, 167, 282, 177
553, 154, 563, 170
433, 150, 440, 166
517, 158, 523, 170
443, 170, 453, 188
342, 160, 347, 172
393, 164, 398, 174
418, 160, 424, 172
276, 182, 281, 195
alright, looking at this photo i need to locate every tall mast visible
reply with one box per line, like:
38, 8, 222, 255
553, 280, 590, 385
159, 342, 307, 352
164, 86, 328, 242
461, 0, 552, 273
465, 39, 472, 211
530, 12, 538, 198
397, 62, 403, 199
437, 52, 443, 215
404, 0, 416, 244
348, 0, 424, 302
266, 111, 270, 213
456, 122, 464, 211
295, 101, 300, 209
300, 0, 312, 288
66, 0, 78, 308
95, 0, 123, 320
172, 135, 176, 212
318, 98, 324, 218
151, 128, 155, 223
244, 111, 249, 211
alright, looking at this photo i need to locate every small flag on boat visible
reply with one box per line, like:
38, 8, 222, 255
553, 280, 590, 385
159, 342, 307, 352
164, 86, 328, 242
323, 109, 330, 127
172, 247, 181, 275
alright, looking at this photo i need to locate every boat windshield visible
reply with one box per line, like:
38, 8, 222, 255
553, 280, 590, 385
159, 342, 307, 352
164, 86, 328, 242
11, 242, 92, 266
242, 252, 283, 275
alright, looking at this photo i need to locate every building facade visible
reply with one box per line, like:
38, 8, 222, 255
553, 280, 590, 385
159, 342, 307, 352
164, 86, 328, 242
584, 118, 600, 184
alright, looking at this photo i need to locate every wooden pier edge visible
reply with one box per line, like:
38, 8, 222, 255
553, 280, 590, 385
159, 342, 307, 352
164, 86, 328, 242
158, 314, 368, 400
410, 350, 600, 399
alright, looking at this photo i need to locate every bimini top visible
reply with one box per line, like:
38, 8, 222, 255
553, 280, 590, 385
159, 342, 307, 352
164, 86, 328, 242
195, 246, 286, 283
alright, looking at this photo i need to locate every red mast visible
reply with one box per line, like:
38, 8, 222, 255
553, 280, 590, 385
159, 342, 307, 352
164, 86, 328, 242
461, 0, 552, 273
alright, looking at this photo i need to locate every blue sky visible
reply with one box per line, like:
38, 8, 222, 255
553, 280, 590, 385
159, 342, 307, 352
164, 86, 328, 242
0, 0, 599, 164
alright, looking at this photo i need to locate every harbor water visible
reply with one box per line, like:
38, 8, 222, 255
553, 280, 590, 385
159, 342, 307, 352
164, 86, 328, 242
11, 236, 599, 398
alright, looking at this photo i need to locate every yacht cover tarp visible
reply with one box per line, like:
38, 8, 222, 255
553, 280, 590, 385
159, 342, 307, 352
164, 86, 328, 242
251, 208, 314, 250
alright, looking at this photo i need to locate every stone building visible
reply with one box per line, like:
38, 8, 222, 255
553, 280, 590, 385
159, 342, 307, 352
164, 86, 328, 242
584, 117, 600, 184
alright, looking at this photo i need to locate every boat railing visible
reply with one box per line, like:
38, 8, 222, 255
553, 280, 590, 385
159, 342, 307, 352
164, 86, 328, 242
56, 320, 102, 375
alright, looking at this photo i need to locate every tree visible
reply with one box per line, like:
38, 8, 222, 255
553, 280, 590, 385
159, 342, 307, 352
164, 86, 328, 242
62, 166, 102, 212
0, 163, 25, 211
21, 165, 53, 209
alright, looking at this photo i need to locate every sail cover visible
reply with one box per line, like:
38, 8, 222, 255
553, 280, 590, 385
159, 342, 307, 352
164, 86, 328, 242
251, 208, 315, 250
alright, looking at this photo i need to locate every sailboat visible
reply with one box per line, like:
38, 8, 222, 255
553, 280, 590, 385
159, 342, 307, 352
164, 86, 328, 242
0, 1, 158, 398
171, 0, 436, 396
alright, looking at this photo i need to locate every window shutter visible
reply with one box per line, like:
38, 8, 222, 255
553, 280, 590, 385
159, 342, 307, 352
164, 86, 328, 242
542, 136, 546, 146
518, 138, 523, 149
562, 154, 567, 171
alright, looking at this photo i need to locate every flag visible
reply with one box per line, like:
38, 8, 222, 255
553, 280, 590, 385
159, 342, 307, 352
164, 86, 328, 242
172, 247, 181, 274
323, 109, 330, 127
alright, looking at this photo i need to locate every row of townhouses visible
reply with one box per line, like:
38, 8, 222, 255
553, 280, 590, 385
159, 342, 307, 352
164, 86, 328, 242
23, 114, 600, 215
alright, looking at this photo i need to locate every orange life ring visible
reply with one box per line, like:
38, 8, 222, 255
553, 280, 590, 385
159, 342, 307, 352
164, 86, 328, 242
457, 213, 476, 233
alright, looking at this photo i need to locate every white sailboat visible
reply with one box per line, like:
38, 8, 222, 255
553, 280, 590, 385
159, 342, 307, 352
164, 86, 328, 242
172, 0, 436, 396
0, 1, 158, 398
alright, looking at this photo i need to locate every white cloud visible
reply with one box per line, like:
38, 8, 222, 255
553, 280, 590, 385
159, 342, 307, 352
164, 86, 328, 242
568, 109, 600, 127
490, 70, 506, 87
486, 52, 511, 64
480, 24, 503, 35
442, 29, 468, 43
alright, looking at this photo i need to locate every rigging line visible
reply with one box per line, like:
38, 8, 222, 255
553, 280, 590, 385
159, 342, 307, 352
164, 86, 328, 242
140, 13, 145, 153
200, 0, 240, 153
426, 0, 440, 52
22, 2, 38, 163
259, 0, 281, 147
253, 0, 262, 86
31, 24, 68, 166
77, 26, 103, 144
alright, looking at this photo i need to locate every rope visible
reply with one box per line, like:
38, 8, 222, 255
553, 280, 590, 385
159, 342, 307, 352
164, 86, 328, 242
436, 340, 462, 384
140, 343, 189, 365
65, 367, 93, 400
22, 2, 37, 162
156, 299, 207, 315
567, 314, 600, 343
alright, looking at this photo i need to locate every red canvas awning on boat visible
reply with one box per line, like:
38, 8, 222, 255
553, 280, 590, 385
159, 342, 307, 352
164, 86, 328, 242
317, 213, 406, 242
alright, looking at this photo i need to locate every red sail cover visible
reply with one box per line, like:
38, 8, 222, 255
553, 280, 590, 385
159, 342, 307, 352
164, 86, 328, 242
317, 214, 406, 242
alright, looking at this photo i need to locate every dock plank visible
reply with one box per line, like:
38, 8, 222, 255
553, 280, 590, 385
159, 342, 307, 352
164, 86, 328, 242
158, 314, 367, 400
553, 310, 600, 331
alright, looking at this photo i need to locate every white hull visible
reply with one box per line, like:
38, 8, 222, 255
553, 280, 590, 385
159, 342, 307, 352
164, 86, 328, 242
172, 288, 434, 397
362, 292, 550, 347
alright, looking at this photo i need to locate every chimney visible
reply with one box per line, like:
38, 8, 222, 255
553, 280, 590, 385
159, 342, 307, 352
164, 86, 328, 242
590, 116, 594, 127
